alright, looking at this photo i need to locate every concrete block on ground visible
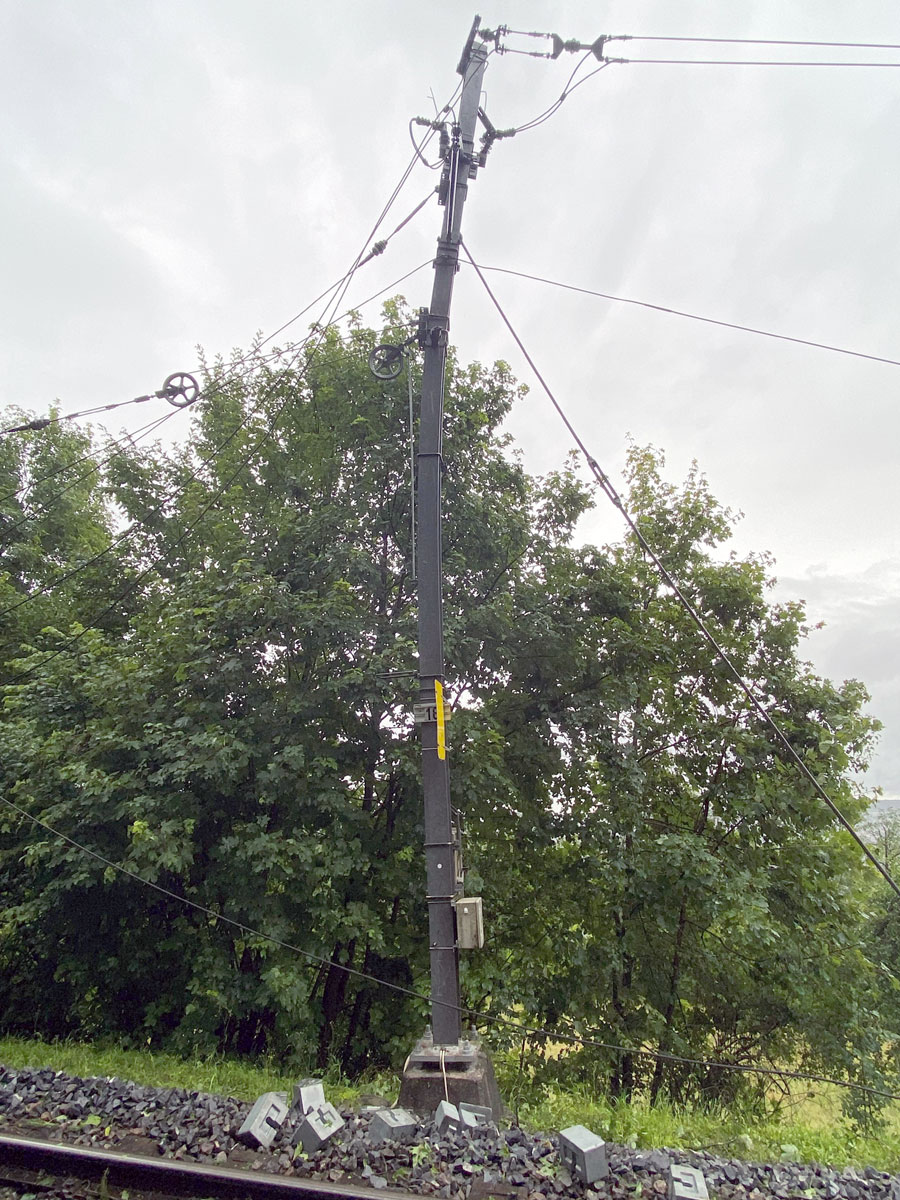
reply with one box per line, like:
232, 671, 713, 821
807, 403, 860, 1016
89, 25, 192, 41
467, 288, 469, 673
558, 1125, 608, 1185
292, 1101, 345, 1154
369, 1107, 419, 1144
237, 1091, 289, 1150
435, 1099, 460, 1135
669, 1165, 709, 1200
459, 1102, 493, 1128
292, 1078, 326, 1114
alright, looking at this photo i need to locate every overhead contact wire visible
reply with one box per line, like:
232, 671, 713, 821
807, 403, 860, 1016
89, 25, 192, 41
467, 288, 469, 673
610, 57, 900, 67
609, 35, 900, 50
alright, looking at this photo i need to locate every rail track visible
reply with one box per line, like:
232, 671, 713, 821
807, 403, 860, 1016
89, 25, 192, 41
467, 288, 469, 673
0, 1132, 412, 1200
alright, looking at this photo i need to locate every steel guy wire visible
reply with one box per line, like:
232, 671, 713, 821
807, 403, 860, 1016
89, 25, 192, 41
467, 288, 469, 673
460, 239, 900, 904
0, 257, 432, 649
460, 262, 900, 370
1, 790, 897, 1103
0, 389, 193, 439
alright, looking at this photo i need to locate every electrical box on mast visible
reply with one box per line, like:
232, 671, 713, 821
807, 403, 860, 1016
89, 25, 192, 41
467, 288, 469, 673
455, 896, 484, 949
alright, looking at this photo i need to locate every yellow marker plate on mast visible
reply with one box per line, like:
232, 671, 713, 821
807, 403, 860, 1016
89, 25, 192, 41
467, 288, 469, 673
435, 680, 446, 760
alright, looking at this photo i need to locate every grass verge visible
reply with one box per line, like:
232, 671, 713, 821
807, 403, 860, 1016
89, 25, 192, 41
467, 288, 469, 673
1, 1036, 899, 1172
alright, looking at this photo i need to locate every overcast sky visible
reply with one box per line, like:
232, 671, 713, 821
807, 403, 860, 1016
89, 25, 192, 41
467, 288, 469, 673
2, 0, 899, 806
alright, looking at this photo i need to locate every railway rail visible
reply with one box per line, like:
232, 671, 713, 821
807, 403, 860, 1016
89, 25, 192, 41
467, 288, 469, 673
0, 1132, 411, 1200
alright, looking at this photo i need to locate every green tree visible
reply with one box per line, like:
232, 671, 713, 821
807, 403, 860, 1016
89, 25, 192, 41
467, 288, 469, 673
456, 446, 886, 1108
0, 317, 889, 1105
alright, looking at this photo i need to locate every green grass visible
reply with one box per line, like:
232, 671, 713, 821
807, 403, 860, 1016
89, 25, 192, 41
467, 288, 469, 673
516, 1082, 900, 1173
0, 1035, 392, 1109
2, 1036, 900, 1172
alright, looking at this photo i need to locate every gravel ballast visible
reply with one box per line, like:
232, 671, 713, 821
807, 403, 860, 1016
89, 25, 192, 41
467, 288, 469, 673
1, 1063, 898, 1200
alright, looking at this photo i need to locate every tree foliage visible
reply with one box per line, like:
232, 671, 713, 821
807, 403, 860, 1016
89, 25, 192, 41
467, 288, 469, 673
0, 308, 892, 1106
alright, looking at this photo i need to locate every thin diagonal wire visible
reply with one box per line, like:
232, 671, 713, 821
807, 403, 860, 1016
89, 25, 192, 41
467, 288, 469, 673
460, 240, 900, 902
237, 188, 437, 366
2, 167, 441, 512
0, 411, 177, 540
2, 86, 452, 681
1, 246, 424, 647
462, 262, 900, 369
2, 791, 897, 1101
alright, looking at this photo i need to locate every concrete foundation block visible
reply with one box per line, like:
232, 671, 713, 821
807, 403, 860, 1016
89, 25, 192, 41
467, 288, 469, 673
237, 1091, 289, 1150
558, 1125, 608, 1185
292, 1101, 344, 1154
399, 1044, 504, 1120
369, 1107, 419, 1145
669, 1165, 709, 1200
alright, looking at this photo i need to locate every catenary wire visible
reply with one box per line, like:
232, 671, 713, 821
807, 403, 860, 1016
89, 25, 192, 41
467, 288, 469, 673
608, 56, 900, 67
460, 240, 900, 903
1, 791, 896, 1102
461, 262, 900, 369
608, 35, 900, 50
